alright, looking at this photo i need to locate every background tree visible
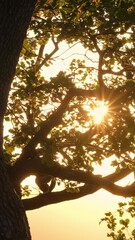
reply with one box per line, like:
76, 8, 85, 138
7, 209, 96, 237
0, 0, 135, 239
100, 197, 135, 239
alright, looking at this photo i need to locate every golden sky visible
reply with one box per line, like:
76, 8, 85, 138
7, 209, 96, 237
27, 190, 127, 240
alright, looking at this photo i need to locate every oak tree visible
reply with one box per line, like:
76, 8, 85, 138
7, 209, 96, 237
0, 0, 135, 239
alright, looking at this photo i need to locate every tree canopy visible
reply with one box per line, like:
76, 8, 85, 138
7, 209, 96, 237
1, 0, 135, 239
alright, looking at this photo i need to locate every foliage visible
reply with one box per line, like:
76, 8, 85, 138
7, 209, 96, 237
21, 185, 32, 197
100, 198, 135, 239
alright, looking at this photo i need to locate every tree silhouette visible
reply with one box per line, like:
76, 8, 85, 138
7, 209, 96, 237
0, 0, 135, 239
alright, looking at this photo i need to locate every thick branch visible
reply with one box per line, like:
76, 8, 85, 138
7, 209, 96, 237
23, 185, 100, 210
89, 35, 102, 54
34, 44, 45, 72
98, 53, 106, 88
23, 168, 132, 210
34, 35, 59, 73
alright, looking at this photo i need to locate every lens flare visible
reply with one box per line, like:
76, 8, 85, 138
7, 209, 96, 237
88, 101, 108, 124
92, 103, 108, 124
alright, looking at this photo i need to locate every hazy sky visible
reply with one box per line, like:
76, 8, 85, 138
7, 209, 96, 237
27, 189, 127, 240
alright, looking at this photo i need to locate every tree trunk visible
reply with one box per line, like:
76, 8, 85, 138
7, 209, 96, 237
0, 161, 31, 240
0, 1, 37, 239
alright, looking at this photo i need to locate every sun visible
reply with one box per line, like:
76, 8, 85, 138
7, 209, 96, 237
92, 102, 108, 124
87, 101, 108, 124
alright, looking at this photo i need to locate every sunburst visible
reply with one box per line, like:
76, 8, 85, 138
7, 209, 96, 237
91, 102, 108, 124
86, 101, 109, 124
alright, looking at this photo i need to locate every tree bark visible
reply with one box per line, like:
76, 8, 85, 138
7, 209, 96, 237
0, 0, 37, 152
0, 1, 37, 239
0, 162, 31, 239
